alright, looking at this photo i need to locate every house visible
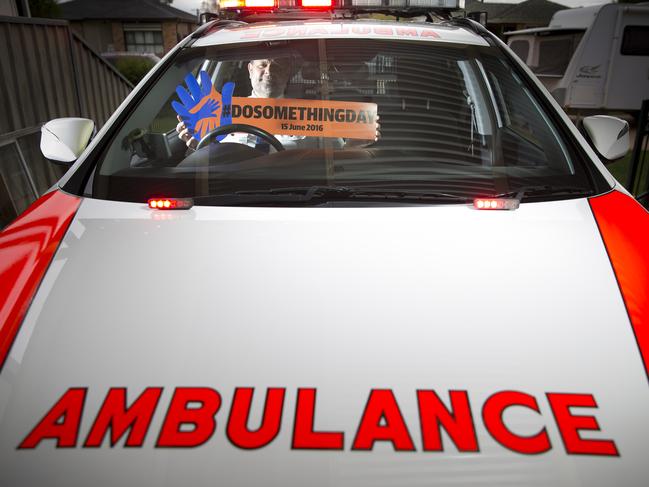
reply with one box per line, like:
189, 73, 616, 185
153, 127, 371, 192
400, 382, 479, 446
466, 0, 568, 37
59, 0, 198, 56
0, 0, 28, 16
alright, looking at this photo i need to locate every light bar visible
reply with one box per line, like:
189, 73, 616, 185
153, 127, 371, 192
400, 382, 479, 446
299, 0, 333, 7
220, 0, 276, 8
473, 198, 520, 210
342, 0, 463, 7
147, 198, 194, 210
221, 0, 463, 10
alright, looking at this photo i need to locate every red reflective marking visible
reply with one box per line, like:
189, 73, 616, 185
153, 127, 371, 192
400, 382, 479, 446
0, 190, 81, 371
227, 387, 285, 449
157, 388, 221, 447
417, 390, 478, 452
19, 388, 87, 448
292, 388, 344, 449
84, 387, 163, 447
589, 190, 649, 376
352, 389, 415, 451
546, 393, 618, 456
482, 391, 551, 455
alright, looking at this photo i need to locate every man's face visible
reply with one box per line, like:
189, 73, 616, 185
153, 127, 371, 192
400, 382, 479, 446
248, 58, 291, 98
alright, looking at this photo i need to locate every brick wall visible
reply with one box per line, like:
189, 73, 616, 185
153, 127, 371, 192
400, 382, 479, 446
111, 22, 125, 51
162, 21, 177, 53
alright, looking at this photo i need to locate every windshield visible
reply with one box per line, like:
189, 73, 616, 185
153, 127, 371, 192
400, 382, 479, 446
90, 36, 605, 206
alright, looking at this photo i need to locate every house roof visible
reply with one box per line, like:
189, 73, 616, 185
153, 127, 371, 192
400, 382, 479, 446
59, 0, 197, 23
465, 0, 515, 19
466, 0, 567, 26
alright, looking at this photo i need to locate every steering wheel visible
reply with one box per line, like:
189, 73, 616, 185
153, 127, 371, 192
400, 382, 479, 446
197, 124, 285, 151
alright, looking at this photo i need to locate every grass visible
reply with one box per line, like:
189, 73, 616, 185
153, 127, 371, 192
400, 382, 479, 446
605, 150, 648, 194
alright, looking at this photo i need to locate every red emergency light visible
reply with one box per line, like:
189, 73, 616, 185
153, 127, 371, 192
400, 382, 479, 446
299, 0, 333, 7
473, 198, 520, 210
220, 0, 276, 8
147, 198, 193, 210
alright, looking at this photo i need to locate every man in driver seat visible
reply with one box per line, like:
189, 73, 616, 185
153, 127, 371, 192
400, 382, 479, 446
176, 58, 377, 151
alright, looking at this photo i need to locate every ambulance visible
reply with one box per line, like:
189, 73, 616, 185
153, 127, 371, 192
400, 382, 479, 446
0, 0, 647, 486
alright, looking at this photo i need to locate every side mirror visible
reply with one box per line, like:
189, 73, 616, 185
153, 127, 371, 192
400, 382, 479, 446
581, 115, 630, 161
40, 118, 95, 164
467, 11, 488, 27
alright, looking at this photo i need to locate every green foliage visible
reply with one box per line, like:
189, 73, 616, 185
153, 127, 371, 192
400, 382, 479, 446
29, 0, 61, 18
114, 57, 156, 85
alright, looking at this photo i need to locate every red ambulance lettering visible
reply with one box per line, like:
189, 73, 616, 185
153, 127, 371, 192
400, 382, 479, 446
19, 388, 86, 448
292, 388, 344, 449
261, 28, 287, 38
417, 390, 478, 452
227, 387, 285, 449
84, 387, 162, 447
395, 27, 419, 37
156, 387, 221, 447
547, 393, 619, 456
482, 391, 551, 454
373, 27, 393, 36
18, 387, 619, 456
352, 389, 415, 451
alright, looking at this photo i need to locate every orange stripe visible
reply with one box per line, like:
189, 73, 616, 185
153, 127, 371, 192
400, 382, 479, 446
589, 190, 649, 377
0, 190, 81, 371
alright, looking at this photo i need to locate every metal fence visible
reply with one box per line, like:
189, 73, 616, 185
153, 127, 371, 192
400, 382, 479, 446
0, 15, 133, 229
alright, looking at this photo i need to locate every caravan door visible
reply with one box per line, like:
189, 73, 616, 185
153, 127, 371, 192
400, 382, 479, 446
604, 5, 649, 112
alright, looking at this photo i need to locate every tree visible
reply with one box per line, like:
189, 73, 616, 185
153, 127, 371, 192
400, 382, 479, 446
29, 0, 60, 18
200, 0, 218, 12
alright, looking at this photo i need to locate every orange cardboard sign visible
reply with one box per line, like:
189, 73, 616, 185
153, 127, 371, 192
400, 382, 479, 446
228, 97, 377, 140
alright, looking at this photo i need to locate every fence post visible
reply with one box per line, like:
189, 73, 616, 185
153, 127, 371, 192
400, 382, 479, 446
66, 25, 85, 118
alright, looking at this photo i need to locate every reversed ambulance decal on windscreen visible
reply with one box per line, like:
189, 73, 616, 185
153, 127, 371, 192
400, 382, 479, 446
237, 25, 442, 41
19, 387, 619, 456
172, 71, 378, 141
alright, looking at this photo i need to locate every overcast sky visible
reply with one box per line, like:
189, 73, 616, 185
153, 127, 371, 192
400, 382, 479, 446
170, 0, 613, 13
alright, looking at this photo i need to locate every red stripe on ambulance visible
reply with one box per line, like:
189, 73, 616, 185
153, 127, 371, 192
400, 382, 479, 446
589, 190, 649, 377
0, 190, 81, 371
18, 387, 618, 456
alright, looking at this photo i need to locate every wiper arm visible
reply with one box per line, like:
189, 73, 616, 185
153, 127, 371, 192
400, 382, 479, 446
192, 185, 473, 206
493, 185, 594, 201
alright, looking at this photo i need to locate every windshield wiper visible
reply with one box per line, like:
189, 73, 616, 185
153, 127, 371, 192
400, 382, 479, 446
192, 185, 473, 206
492, 185, 594, 201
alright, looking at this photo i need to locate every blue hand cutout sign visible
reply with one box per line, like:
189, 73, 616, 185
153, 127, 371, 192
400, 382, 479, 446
171, 70, 235, 141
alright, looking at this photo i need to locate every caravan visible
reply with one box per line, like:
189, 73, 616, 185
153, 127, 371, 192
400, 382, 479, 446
506, 3, 649, 116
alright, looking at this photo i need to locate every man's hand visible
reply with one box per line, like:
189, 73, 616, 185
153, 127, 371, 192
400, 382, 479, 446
176, 115, 198, 151
345, 115, 381, 148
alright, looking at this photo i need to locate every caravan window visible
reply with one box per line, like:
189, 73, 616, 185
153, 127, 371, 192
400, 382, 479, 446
510, 40, 530, 62
621, 26, 649, 56
534, 32, 584, 75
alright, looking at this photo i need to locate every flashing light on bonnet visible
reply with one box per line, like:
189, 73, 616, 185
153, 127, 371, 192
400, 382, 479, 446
473, 198, 520, 210
147, 198, 194, 210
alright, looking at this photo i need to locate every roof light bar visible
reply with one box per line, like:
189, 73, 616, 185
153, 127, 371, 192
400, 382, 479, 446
299, 0, 333, 7
220, 0, 463, 11
473, 198, 520, 210
220, 0, 276, 8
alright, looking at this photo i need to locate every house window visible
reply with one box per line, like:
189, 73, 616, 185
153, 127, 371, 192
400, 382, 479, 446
124, 24, 164, 55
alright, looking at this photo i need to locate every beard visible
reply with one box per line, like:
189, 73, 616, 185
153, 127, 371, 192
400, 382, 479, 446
254, 77, 284, 97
